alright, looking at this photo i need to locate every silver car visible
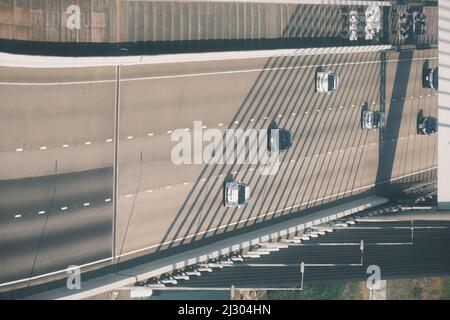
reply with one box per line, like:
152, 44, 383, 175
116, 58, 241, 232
361, 110, 385, 129
316, 71, 339, 93
268, 128, 292, 152
224, 181, 250, 207
423, 67, 438, 90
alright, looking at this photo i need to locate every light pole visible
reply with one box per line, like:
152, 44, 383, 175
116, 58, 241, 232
299, 261, 305, 290
360, 240, 365, 266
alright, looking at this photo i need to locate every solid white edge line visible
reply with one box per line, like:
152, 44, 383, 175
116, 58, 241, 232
0, 45, 394, 69
4, 56, 435, 86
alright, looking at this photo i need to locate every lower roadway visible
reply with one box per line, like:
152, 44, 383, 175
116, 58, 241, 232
163, 219, 450, 289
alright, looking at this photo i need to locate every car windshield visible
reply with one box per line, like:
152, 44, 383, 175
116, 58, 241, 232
373, 112, 382, 124
365, 112, 373, 124
280, 130, 292, 148
268, 129, 279, 150
328, 75, 335, 91
432, 68, 438, 89
426, 117, 437, 133
238, 185, 246, 204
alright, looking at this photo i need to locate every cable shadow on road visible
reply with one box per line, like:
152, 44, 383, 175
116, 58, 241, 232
375, 50, 416, 195
144, 49, 383, 256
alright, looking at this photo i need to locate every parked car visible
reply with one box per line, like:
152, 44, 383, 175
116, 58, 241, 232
414, 12, 426, 35
316, 71, 339, 93
399, 11, 414, 41
224, 181, 250, 207
417, 109, 437, 135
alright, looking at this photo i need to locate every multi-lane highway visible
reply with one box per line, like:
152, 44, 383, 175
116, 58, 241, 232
0, 47, 438, 289
116, 48, 438, 259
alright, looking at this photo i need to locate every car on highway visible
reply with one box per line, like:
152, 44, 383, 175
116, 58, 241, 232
224, 181, 250, 207
316, 71, 339, 93
423, 66, 438, 90
417, 109, 437, 135
361, 109, 385, 129
268, 128, 292, 152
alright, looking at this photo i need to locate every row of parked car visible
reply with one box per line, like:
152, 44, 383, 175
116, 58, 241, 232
399, 10, 427, 41
223, 64, 438, 208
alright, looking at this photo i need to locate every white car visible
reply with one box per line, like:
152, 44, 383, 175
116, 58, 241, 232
316, 71, 339, 93
365, 5, 381, 40
361, 110, 385, 129
224, 181, 250, 207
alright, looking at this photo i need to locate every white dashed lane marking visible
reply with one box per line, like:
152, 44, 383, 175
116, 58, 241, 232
12, 93, 434, 154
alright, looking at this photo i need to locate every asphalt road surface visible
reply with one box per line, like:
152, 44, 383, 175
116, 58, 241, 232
161, 219, 450, 288
0, 47, 438, 288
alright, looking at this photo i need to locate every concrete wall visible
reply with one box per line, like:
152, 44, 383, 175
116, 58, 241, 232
0, 0, 385, 44
438, 3, 450, 210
